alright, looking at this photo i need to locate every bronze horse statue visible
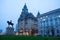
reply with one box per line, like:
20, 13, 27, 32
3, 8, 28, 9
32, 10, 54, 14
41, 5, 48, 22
7, 20, 14, 26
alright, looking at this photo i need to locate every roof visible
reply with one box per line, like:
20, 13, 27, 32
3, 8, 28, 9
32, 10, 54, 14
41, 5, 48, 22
40, 8, 60, 17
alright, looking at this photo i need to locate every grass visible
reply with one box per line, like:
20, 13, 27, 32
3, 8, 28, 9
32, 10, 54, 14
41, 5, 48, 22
0, 35, 60, 40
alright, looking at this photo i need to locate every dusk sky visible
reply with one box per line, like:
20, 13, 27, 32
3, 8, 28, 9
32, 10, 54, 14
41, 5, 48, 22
0, 0, 60, 32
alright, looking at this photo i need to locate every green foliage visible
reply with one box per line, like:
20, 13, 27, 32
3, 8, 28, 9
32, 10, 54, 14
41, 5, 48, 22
0, 35, 60, 40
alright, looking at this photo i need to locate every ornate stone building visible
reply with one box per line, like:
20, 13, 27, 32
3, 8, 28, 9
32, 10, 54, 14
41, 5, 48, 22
17, 4, 38, 36
16, 4, 60, 36
37, 8, 60, 36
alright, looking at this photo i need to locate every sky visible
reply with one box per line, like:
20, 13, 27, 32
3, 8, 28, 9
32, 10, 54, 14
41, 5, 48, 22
0, 0, 60, 33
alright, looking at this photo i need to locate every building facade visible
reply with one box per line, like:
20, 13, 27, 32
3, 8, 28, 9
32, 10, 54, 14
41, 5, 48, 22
17, 4, 60, 36
17, 4, 38, 36
37, 8, 60, 36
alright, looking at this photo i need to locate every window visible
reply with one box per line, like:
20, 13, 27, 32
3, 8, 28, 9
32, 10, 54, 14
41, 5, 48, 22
43, 19, 46, 21
50, 18, 52, 21
55, 18, 58, 25
46, 16, 48, 17
57, 30, 59, 33
41, 30, 43, 33
58, 15, 60, 17
50, 22, 53, 26
55, 18, 57, 21
40, 17, 42, 19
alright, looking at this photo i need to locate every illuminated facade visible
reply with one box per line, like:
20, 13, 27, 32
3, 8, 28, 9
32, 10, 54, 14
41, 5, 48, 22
17, 4, 38, 36
37, 8, 60, 36
16, 4, 60, 36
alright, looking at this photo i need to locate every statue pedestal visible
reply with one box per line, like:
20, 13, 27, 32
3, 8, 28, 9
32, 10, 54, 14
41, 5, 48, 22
6, 26, 14, 35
